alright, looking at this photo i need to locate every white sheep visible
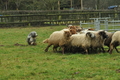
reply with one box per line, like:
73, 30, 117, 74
90, 30, 108, 53
79, 30, 108, 53
109, 31, 120, 54
43, 30, 71, 54
70, 32, 95, 54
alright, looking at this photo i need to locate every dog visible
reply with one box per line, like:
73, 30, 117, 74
27, 31, 38, 45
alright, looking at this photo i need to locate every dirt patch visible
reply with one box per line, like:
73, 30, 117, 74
14, 43, 27, 46
0, 45, 4, 46
116, 69, 120, 73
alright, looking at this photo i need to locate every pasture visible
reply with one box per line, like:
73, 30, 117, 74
0, 25, 120, 80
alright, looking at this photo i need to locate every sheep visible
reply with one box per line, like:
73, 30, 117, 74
68, 25, 83, 33
27, 31, 38, 45
79, 29, 108, 53
43, 30, 71, 54
104, 31, 114, 52
70, 32, 95, 54
79, 29, 95, 34
90, 30, 108, 53
109, 31, 120, 54
61, 28, 77, 35
43, 27, 76, 53
67, 25, 83, 34
75, 26, 83, 32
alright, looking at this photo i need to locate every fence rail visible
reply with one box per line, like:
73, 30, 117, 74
0, 10, 120, 27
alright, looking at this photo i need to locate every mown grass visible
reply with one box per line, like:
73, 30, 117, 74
0, 26, 120, 80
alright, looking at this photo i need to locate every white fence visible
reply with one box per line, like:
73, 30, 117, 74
80, 17, 120, 31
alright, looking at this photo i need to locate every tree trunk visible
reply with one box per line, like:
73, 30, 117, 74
81, 0, 83, 10
58, 1, 60, 10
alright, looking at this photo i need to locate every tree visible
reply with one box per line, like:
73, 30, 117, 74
0, 0, 120, 10
96, 0, 99, 10
0, 0, 9, 10
81, 0, 83, 10
14, 0, 23, 10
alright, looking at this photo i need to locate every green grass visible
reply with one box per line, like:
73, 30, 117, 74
0, 26, 120, 80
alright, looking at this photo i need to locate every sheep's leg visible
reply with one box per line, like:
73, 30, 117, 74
61, 46, 65, 55
115, 47, 119, 53
89, 47, 93, 53
101, 47, 105, 53
109, 44, 114, 54
85, 49, 88, 54
93, 47, 98, 53
53, 45, 58, 52
97, 48, 101, 53
84, 47, 88, 54
107, 47, 110, 52
45, 44, 52, 52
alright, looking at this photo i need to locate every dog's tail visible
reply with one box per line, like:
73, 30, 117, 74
43, 39, 49, 43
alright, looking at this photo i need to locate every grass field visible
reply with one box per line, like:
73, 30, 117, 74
0, 25, 120, 80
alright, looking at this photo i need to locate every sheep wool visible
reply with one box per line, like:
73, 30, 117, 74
43, 30, 71, 54
109, 31, 120, 54
70, 32, 95, 54
90, 30, 108, 53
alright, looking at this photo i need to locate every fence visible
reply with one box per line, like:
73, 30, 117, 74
80, 17, 120, 31
0, 10, 120, 27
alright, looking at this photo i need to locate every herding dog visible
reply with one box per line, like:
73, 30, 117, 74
27, 31, 38, 45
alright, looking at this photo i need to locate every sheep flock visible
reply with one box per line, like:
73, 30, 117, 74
43, 25, 120, 55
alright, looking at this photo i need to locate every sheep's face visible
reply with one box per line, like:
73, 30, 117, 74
70, 29, 77, 34
69, 26, 76, 29
99, 31, 108, 39
86, 32, 95, 38
64, 31, 71, 39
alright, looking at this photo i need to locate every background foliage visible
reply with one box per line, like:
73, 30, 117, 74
0, 0, 120, 10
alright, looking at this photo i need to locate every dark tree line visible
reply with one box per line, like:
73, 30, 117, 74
0, 0, 120, 10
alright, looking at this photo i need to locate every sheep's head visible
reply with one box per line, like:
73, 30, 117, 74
86, 32, 95, 38
64, 31, 72, 39
69, 26, 76, 29
70, 29, 77, 34
98, 31, 108, 39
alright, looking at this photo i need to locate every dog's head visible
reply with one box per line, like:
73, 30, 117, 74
30, 31, 38, 38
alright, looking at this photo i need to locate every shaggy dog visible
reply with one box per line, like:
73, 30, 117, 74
27, 31, 38, 45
